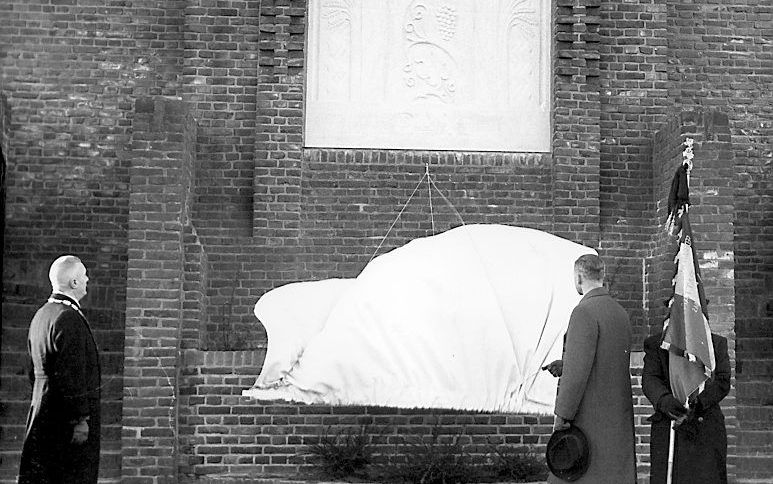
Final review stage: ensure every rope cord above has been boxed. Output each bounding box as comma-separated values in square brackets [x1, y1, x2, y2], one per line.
[427, 164, 435, 235]
[368, 171, 428, 264]
[428, 175, 466, 226]
[368, 165, 467, 264]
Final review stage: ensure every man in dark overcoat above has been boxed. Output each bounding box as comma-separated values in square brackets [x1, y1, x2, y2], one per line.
[642, 331, 731, 484]
[547, 254, 637, 483]
[18, 255, 101, 484]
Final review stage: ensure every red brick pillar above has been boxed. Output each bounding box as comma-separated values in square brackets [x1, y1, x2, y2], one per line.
[122, 97, 197, 483]
[252, 0, 305, 246]
[649, 109, 736, 481]
[1, 91, 8, 239]
[650, 110, 735, 338]
[552, 0, 602, 247]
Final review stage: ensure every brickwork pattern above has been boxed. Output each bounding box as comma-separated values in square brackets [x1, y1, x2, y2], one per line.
[183, 0, 260, 238]
[238, 0, 610, 348]
[1, 0, 771, 482]
[296, 150, 555, 280]
[180, 350, 653, 482]
[0, 2, 189, 477]
[0, 0, 187, 292]
[122, 97, 197, 483]
[663, 0, 773, 478]
[597, 0, 671, 345]
[1, 90, 8, 238]
[202, 150, 556, 350]
[252, 0, 305, 244]
[552, 0, 602, 248]
[649, 110, 738, 479]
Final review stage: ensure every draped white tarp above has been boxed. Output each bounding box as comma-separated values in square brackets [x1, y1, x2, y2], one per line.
[243, 224, 596, 414]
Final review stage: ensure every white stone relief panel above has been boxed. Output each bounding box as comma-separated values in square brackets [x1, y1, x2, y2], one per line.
[305, 0, 551, 152]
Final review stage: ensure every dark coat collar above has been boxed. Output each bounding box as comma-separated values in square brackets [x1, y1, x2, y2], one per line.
[50, 293, 81, 310]
[580, 286, 608, 302]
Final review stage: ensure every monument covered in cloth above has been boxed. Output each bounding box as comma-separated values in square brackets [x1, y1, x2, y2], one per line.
[244, 224, 595, 414]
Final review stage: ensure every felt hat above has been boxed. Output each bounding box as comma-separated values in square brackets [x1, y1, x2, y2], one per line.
[545, 425, 590, 482]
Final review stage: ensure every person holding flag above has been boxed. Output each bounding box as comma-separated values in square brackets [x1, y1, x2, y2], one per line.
[642, 139, 731, 484]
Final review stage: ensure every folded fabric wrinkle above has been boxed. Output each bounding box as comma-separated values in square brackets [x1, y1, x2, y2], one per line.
[243, 224, 596, 414]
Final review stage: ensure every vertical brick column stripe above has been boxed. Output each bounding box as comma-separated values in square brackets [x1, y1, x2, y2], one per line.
[252, 0, 305, 244]
[553, 0, 602, 247]
[649, 110, 736, 481]
[123, 97, 197, 483]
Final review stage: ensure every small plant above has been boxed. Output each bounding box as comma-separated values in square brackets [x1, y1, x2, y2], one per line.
[489, 446, 548, 483]
[390, 426, 477, 484]
[305, 426, 371, 480]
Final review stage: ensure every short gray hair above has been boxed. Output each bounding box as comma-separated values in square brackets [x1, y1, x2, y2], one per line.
[574, 254, 604, 282]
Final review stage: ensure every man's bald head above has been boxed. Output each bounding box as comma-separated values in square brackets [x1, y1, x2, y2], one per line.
[49, 255, 89, 301]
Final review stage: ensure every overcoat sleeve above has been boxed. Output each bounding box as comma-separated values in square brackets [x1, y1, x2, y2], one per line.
[51, 312, 90, 421]
[554, 306, 598, 421]
[695, 336, 731, 410]
[642, 336, 671, 410]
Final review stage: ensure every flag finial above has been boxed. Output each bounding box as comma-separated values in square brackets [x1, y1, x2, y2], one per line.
[666, 137, 695, 235]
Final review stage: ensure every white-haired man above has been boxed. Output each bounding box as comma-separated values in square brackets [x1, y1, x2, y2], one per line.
[18, 255, 101, 484]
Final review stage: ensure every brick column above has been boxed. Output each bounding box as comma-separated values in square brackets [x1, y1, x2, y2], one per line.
[649, 109, 736, 481]
[122, 97, 197, 483]
[552, 0, 602, 247]
[1, 91, 8, 238]
[649, 110, 735, 337]
[252, 0, 305, 245]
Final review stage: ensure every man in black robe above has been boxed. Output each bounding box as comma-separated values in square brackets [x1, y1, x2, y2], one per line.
[642, 331, 731, 484]
[18, 255, 101, 484]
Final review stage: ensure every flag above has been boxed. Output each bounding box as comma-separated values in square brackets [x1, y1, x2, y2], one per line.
[661, 209, 716, 405]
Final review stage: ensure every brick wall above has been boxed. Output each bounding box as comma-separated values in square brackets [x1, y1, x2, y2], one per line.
[0, 41, 125, 481]
[552, 0, 601, 248]
[235, 0, 607, 349]
[179, 350, 652, 482]
[598, 0, 671, 345]
[0, 0, 188, 294]
[183, 0, 260, 238]
[663, 0, 773, 478]
[649, 110, 738, 479]
[1, 2, 190, 477]
[1, 91, 8, 236]
[122, 97, 197, 483]
[2, 0, 771, 482]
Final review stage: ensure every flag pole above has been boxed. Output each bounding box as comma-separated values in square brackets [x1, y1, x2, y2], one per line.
[666, 421, 676, 484]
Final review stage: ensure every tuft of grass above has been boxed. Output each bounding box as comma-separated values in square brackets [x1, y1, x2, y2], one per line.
[388, 426, 477, 484]
[305, 426, 371, 480]
[488, 446, 549, 483]
[302, 421, 548, 483]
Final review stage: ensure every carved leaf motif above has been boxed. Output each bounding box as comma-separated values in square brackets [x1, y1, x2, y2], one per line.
[322, 0, 352, 28]
[405, 3, 430, 43]
[403, 1, 457, 103]
[505, 0, 537, 33]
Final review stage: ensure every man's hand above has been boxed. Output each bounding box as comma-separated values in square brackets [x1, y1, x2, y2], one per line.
[71, 419, 89, 444]
[657, 394, 688, 421]
[542, 359, 563, 377]
[553, 414, 571, 432]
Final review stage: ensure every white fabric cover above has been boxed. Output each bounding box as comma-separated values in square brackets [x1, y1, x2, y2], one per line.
[252, 278, 355, 388]
[243, 224, 596, 414]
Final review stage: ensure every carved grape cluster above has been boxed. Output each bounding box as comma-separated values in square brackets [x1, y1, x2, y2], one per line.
[436, 4, 457, 41]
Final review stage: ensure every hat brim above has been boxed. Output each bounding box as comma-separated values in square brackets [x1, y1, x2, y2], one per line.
[545, 425, 590, 482]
